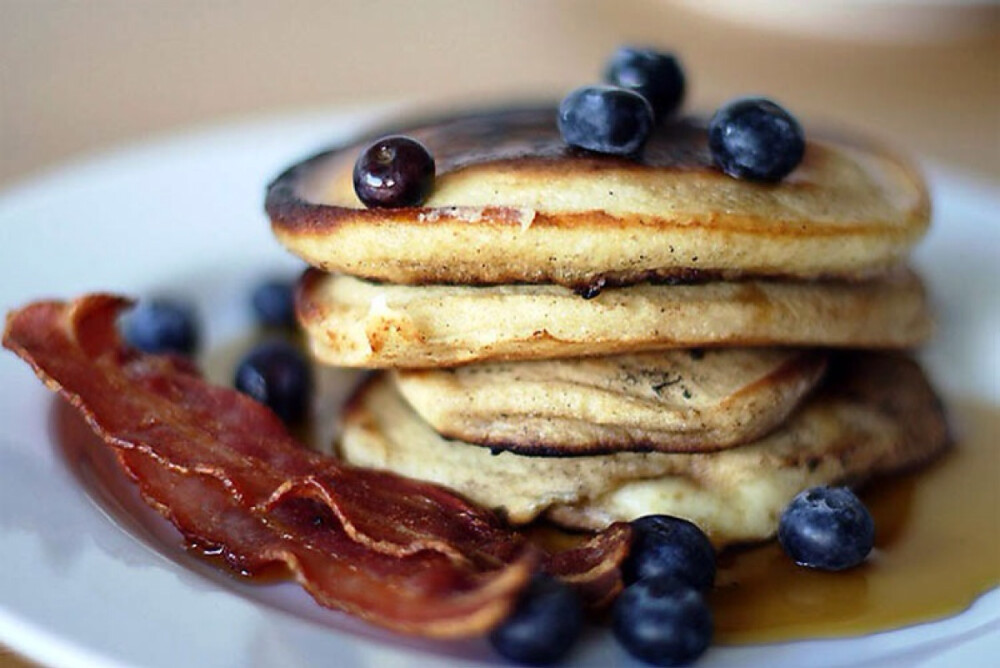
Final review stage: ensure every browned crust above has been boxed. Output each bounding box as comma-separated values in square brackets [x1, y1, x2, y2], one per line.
[823, 351, 951, 476]
[342, 352, 949, 479]
[265, 107, 930, 289]
[411, 351, 829, 457]
[294, 267, 328, 327]
[296, 268, 932, 368]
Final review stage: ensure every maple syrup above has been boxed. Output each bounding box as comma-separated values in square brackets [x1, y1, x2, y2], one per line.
[711, 398, 999, 644]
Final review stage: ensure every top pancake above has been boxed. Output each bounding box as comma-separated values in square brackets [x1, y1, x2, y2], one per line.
[267, 106, 929, 289]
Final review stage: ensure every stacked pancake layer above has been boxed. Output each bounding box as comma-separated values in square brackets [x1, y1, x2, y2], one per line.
[340, 354, 945, 545]
[267, 107, 947, 546]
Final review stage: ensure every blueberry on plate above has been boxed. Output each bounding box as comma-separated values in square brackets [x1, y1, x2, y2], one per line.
[778, 486, 875, 571]
[352, 135, 435, 208]
[558, 85, 654, 156]
[121, 298, 199, 356]
[251, 278, 297, 329]
[707, 97, 805, 182]
[234, 340, 312, 425]
[489, 573, 584, 666]
[613, 576, 713, 667]
[624, 515, 716, 591]
[604, 47, 685, 120]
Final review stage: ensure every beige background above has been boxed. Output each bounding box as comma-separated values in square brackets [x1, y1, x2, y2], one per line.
[0, 1, 997, 665]
[2, 0, 998, 190]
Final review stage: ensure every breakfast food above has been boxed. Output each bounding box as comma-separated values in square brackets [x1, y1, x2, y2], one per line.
[267, 108, 929, 289]
[708, 97, 805, 182]
[1, 45, 957, 666]
[262, 66, 947, 662]
[2, 296, 632, 636]
[339, 353, 945, 543]
[270, 105, 944, 521]
[392, 348, 827, 454]
[778, 486, 875, 571]
[296, 265, 929, 367]
[604, 47, 686, 121]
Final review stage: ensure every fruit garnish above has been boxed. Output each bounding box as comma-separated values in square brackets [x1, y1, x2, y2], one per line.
[708, 97, 805, 182]
[557, 85, 654, 156]
[251, 278, 297, 329]
[613, 575, 713, 666]
[604, 47, 685, 121]
[489, 574, 584, 666]
[121, 298, 199, 355]
[778, 486, 875, 571]
[353, 135, 435, 208]
[623, 515, 716, 591]
[234, 340, 312, 425]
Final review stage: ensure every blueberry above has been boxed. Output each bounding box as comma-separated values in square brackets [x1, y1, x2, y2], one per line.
[624, 515, 716, 591]
[352, 135, 435, 208]
[708, 97, 805, 182]
[613, 576, 713, 667]
[604, 47, 685, 121]
[558, 85, 654, 156]
[778, 486, 875, 571]
[251, 278, 297, 329]
[234, 341, 312, 425]
[489, 574, 583, 666]
[121, 299, 199, 356]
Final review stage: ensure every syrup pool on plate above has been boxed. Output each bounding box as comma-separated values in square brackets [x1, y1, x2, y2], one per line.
[710, 398, 999, 644]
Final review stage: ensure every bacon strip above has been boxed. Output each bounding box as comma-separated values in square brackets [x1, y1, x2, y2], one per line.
[543, 523, 633, 609]
[4, 295, 631, 636]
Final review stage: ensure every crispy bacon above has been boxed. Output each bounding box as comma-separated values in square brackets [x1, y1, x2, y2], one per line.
[3, 295, 631, 637]
[543, 523, 633, 609]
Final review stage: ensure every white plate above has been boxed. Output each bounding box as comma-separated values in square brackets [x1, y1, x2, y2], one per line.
[0, 109, 997, 667]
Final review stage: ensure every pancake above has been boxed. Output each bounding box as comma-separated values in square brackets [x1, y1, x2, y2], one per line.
[338, 353, 947, 546]
[267, 107, 929, 290]
[297, 267, 931, 368]
[393, 348, 827, 455]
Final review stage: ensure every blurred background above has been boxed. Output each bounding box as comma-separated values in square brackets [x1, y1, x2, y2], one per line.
[1, 0, 998, 191]
[0, 1, 996, 665]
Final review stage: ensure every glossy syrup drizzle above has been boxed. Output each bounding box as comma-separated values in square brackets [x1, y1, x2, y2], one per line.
[710, 399, 999, 644]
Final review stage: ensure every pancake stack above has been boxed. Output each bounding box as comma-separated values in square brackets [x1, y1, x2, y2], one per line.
[266, 107, 947, 546]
